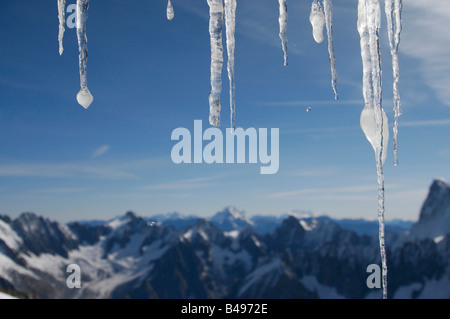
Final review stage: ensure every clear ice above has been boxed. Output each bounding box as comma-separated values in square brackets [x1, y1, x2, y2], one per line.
[207, 0, 224, 127]
[385, 0, 402, 166]
[58, 0, 66, 55]
[358, 0, 388, 299]
[278, 0, 288, 66]
[167, 0, 174, 21]
[323, 0, 338, 100]
[76, 0, 93, 109]
[310, 1, 325, 44]
[224, 0, 237, 130]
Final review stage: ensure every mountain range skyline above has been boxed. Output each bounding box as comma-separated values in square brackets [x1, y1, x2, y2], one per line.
[0, 177, 448, 299]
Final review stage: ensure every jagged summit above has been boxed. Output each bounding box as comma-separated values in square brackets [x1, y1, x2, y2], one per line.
[409, 178, 450, 240]
[209, 206, 253, 232]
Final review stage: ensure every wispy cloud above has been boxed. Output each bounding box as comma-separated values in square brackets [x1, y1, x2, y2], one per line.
[141, 174, 226, 191]
[282, 125, 359, 135]
[400, 119, 450, 127]
[0, 157, 165, 180]
[401, 1, 450, 107]
[91, 145, 110, 158]
[286, 166, 341, 177]
[253, 99, 363, 107]
[31, 188, 89, 194]
[177, 0, 301, 54]
[269, 184, 378, 199]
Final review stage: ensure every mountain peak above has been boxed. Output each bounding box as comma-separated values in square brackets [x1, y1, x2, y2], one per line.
[209, 207, 252, 232]
[218, 206, 246, 219]
[125, 211, 137, 220]
[410, 178, 450, 240]
[270, 216, 305, 250]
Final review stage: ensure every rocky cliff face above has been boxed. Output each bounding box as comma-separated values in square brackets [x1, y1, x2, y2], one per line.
[0, 179, 449, 299]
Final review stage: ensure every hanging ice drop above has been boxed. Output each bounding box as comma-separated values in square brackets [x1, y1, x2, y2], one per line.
[77, 89, 94, 109]
[57, 0, 66, 55]
[167, 0, 174, 21]
[76, 0, 93, 109]
[278, 0, 288, 66]
[360, 106, 389, 165]
[310, 1, 325, 43]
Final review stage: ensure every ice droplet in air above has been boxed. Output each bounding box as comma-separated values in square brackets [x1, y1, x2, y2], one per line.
[167, 0, 174, 21]
[310, 1, 325, 43]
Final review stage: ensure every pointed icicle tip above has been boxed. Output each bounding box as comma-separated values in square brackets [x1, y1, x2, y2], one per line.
[76, 88, 94, 109]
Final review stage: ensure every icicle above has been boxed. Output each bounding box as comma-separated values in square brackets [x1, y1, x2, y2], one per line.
[224, 0, 237, 130]
[76, 0, 93, 109]
[385, 0, 402, 166]
[167, 0, 174, 21]
[310, 1, 325, 44]
[57, 0, 66, 55]
[207, 0, 224, 127]
[322, 0, 338, 100]
[278, 0, 288, 66]
[358, 0, 388, 300]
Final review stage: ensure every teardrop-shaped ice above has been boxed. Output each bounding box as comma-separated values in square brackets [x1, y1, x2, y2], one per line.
[76, 88, 94, 109]
[360, 106, 389, 165]
[309, 1, 325, 43]
[167, 0, 174, 20]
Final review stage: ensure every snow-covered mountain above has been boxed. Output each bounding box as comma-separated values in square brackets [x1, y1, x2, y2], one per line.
[1, 179, 449, 299]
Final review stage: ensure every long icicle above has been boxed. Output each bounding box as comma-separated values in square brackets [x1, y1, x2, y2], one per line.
[385, 0, 402, 166]
[278, 0, 288, 66]
[323, 0, 338, 100]
[224, 0, 237, 130]
[359, 0, 388, 299]
[57, 0, 66, 55]
[368, 0, 388, 300]
[207, 0, 224, 127]
[76, 0, 93, 109]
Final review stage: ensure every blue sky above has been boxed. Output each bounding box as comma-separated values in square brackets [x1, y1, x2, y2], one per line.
[0, 0, 449, 223]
